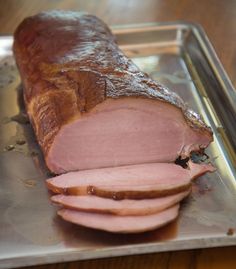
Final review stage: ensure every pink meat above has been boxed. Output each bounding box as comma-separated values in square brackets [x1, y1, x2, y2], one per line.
[51, 190, 190, 216]
[47, 99, 212, 173]
[47, 161, 214, 199]
[57, 204, 180, 233]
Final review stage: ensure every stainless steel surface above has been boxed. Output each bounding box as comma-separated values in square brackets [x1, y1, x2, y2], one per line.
[0, 23, 236, 269]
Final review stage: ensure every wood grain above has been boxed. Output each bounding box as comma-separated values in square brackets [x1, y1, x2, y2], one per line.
[0, 0, 235, 268]
[19, 247, 236, 269]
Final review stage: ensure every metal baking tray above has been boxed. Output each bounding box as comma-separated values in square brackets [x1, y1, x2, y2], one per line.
[0, 22, 236, 269]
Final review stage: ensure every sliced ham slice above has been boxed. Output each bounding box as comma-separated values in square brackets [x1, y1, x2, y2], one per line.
[57, 204, 180, 233]
[14, 11, 213, 174]
[47, 161, 214, 199]
[51, 190, 190, 216]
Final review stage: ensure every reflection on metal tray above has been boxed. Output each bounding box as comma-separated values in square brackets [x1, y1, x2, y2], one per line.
[0, 22, 236, 269]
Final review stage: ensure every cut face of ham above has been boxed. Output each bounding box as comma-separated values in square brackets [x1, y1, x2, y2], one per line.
[51, 190, 190, 216]
[47, 162, 215, 199]
[47, 99, 212, 173]
[57, 204, 180, 233]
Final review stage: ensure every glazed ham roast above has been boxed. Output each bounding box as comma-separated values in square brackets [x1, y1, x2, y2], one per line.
[14, 11, 214, 233]
[13, 10, 213, 174]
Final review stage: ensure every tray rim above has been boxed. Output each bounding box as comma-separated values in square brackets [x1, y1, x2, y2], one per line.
[1, 21, 236, 269]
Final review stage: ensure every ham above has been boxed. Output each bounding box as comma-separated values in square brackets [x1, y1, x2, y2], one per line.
[57, 204, 180, 233]
[47, 162, 215, 199]
[14, 11, 215, 233]
[13, 11, 213, 174]
[51, 190, 190, 216]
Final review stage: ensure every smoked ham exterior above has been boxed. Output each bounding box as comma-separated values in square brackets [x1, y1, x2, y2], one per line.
[14, 11, 213, 173]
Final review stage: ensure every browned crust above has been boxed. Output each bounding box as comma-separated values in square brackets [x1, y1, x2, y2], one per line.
[85, 184, 192, 200]
[13, 11, 213, 157]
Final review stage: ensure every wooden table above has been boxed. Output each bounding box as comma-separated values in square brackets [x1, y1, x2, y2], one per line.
[0, 0, 235, 268]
